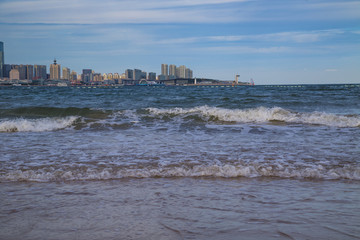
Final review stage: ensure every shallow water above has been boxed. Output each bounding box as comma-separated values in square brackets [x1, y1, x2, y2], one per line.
[0, 85, 360, 239]
[1, 178, 359, 240]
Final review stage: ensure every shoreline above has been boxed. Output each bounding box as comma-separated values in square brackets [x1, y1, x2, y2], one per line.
[0, 83, 359, 87]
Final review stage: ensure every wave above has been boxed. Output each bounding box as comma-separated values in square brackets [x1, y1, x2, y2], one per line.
[147, 106, 360, 127]
[0, 116, 78, 132]
[1, 163, 359, 182]
[1, 106, 359, 131]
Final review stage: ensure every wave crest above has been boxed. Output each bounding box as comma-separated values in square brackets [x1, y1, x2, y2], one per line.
[147, 106, 360, 127]
[0, 116, 78, 132]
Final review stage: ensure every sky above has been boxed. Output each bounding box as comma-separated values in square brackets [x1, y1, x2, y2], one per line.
[0, 0, 359, 84]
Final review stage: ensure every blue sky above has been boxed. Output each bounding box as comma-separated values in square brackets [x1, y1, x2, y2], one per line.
[0, 0, 359, 84]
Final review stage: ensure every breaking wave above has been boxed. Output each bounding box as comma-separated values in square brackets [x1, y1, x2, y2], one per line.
[1, 106, 359, 132]
[1, 163, 359, 182]
[147, 106, 360, 127]
[0, 116, 79, 132]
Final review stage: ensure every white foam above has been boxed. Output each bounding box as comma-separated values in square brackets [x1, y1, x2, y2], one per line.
[1, 164, 359, 182]
[0, 116, 78, 132]
[147, 106, 360, 127]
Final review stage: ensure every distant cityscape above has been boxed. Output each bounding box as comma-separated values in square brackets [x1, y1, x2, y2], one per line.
[0, 41, 251, 86]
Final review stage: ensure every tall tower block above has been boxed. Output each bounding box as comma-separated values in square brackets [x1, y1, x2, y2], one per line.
[161, 64, 168, 77]
[50, 59, 61, 80]
[0, 42, 4, 78]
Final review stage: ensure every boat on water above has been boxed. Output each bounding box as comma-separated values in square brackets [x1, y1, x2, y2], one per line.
[57, 82, 68, 87]
[137, 80, 165, 86]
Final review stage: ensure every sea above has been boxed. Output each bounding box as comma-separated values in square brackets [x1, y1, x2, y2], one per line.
[0, 84, 359, 240]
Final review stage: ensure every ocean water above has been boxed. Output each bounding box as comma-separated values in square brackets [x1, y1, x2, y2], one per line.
[0, 84, 359, 239]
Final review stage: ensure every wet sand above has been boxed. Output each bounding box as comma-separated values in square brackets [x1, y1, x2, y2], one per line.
[1, 177, 359, 240]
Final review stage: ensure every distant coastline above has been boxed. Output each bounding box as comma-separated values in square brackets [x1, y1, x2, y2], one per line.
[1, 82, 359, 88]
[0, 77, 254, 87]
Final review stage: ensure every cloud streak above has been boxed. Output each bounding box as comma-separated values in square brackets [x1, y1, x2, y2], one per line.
[1, 0, 359, 24]
[198, 46, 293, 54]
[157, 30, 347, 45]
[0, 0, 246, 24]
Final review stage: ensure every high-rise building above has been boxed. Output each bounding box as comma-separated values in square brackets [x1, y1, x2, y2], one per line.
[0, 42, 4, 78]
[125, 69, 133, 79]
[26, 65, 33, 80]
[82, 69, 93, 83]
[70, 71, 77, 81]
[18, 64, 27, 80]
[161, 64, 168, 77]
[177, 65, 186, 78]
[50, 59, 61, 80]
[133, 69, 142, 81]
[34, 65, 47, 79]
[185, 68, 193, 78]
[3, 64, 11, 78]
[62, 67, 70, 80]
[148, 72, 156, 80]
[169, 64, 176, 77]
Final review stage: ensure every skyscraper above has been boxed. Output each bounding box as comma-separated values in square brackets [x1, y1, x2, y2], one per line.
[125, 69, 133, 79]
[82, 69, 93, 83]
[148, 72, 156, 80]
[0, 42, 4, 78]
[169, 64, 176, 75]
[185, 68, 193, 78]
[161, 64, 168, 77]
[26, 65, 34, 80]
[3, 64, 11, 78]
[62, 67, 70, 80]
[169, 64, 177, 79]
[177, 65, 186, 78]
[70, 71, 77, 81]
[133, 69, 142, 81]
[18, 65, 27, 80]
[50, 59, 61, 80]
[34, 65, 47, 79]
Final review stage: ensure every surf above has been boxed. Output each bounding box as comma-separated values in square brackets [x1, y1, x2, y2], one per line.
[0, 116, 79, 132]
[1, 162, 359, 182]
[146, 106, 360, 127]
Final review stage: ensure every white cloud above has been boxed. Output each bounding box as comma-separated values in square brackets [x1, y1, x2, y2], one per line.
[197, 46, 293, 54]
[325, 69, 339, 72]
[158, 30, 346, 45]
[1, 0, 358, 24]
[0, 0, 246, 24]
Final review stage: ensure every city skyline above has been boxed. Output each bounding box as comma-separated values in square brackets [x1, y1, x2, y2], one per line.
[0, 0, 359, 84]
[0, 48, 195, 84]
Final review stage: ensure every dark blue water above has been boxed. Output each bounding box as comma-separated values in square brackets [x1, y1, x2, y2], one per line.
[1, 85, 360, 239]
[1, 85, 360, 114]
